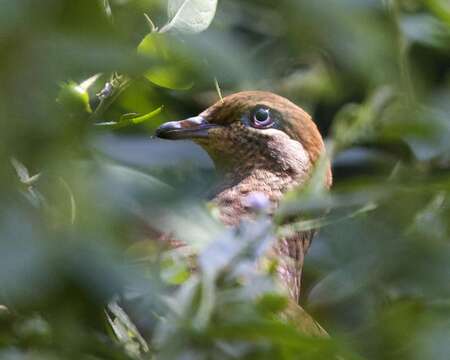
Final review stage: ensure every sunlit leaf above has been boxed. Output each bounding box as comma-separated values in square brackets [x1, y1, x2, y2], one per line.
[160, 0, 218, 34]
[138, 33, 195, 89]
[427, 0, 450, 26]
[57, 81, 92, 114]
[78, 73, 102, 93]
[95, 106, 164, 129]
[101, 0, 113, 21]
[10, 157, 31, 184]
[144, 65, 194, 90]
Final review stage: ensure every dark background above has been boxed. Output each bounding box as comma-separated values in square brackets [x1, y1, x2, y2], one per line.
[1, 0, 450, 359]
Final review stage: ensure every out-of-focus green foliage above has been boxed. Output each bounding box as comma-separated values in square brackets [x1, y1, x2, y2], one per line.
[1, 0, 450, 359]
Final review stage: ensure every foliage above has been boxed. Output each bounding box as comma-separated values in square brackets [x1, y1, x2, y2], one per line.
[0, 0, 450, 359]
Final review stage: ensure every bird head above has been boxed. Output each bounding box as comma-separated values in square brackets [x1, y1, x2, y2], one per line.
[156, 91, 331, 187]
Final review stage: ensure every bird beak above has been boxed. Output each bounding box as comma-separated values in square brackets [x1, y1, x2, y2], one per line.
[155, 116, 219, 140]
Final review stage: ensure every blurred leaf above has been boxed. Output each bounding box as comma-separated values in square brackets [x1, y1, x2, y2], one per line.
[381, 105, 450, 161]
[277, 202, 377, 236]
[331, 86, 396, 151]
[308, 257, 377, 307]
[56, 74, 100, 118]
[138, 33, 195, 89]
[56, 81, 92, 115]
[79, 73, 102, 93]
[401, 14, 450, 50]
[199, 218, 274, 278]
[58, 177, 77, 225]
[145, 64, 194, 90]
[14, 315, 52, 346]
[426, 0, 450, 26]
[160, 253, 191, 285]
[256, 293, 289, 314]
[10, 158, 40, 186]
[161, 0, 218, 34]
[10, 158, 47, 209]
[100, 0, 114, 22]
[95, 106, 164, 129]
[2, 1, 450, 358]
[106, 301, 149, 356]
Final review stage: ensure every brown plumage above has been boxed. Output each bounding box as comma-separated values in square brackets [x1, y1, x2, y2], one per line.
[156, 91, 331, 302]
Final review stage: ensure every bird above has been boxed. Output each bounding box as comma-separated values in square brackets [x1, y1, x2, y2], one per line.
[155, 91, 332, 303]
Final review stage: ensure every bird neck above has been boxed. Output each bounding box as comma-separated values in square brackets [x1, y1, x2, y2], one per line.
[210, 164, 308, 226]
[202, 133, 313, 225]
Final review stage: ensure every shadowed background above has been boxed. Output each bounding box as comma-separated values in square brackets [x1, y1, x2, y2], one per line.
[1, 0, 450, 359]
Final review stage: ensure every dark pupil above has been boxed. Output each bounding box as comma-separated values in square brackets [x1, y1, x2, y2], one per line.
[255, 108, 269, 122]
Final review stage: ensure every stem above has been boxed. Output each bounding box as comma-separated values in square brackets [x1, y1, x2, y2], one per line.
[386, 0, 415, 105]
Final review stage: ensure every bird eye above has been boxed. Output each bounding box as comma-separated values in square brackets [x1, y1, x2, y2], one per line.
[252, 107, 273, 128]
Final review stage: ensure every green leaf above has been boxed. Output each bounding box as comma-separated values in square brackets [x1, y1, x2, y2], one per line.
[401, 14, 450, 50]
[427, 0, 450, 26]
[56, 74, 100, 116]
[78, 73, 101, 93]
[106, 302, 149, 355]
[161, 0, 218, 34]
[256, 293, 289, 314]
[331, 86, 395, 151]
[95, 106, 164, 129]
[161, 254, 191, 285]
[57, 81, 91, 115]
[144, 65, 194, 90]
[138, 33, 195, 90]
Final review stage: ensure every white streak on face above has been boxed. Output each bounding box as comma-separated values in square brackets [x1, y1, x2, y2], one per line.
[259, 128, 311, 177]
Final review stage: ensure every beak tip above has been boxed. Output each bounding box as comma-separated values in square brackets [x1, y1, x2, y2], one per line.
[154, 127, 165, 139]
[154, 125, 167, 139]
[154, 128, 164, 139]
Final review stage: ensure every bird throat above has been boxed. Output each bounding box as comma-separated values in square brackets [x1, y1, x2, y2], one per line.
[210, 157, 310, 226]
[202, 132, 312, 226]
